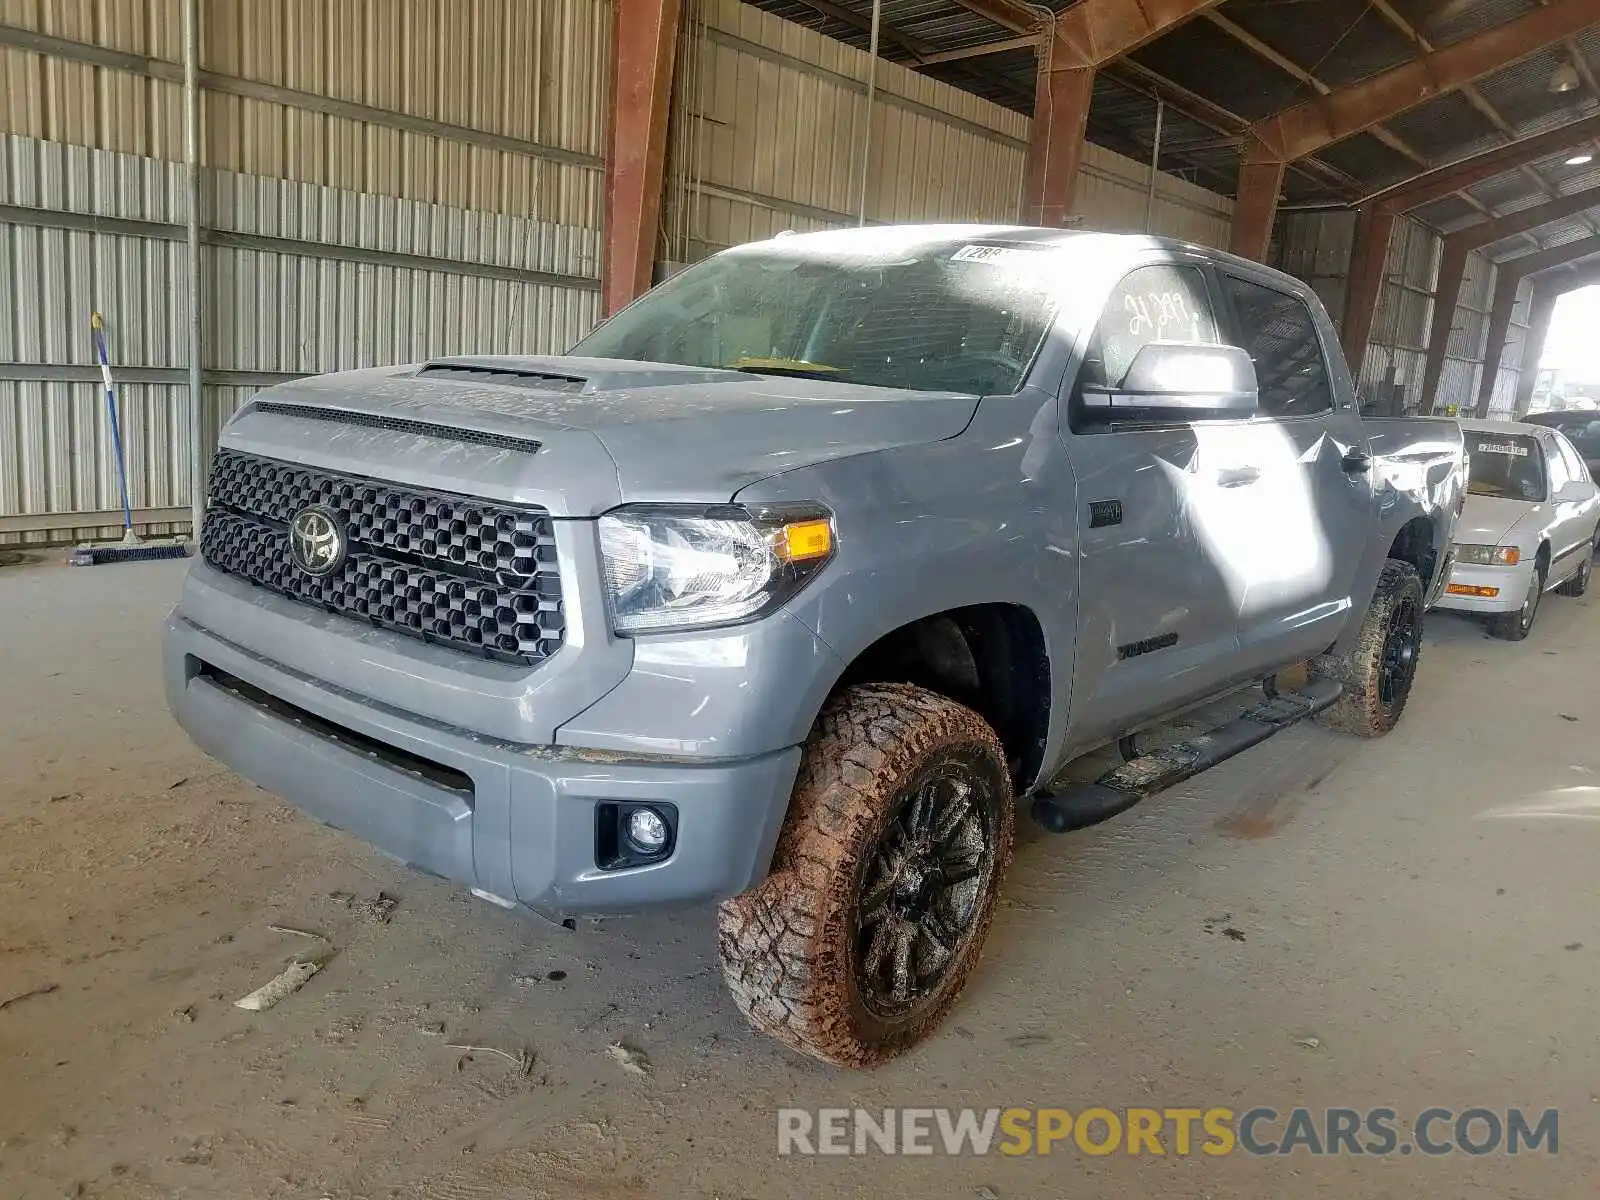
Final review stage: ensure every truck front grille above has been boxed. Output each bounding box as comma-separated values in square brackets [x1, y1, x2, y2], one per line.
[201, 449, 565, 666]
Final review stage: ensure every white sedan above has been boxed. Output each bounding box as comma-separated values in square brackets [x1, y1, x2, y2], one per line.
[1437, 418, 1600, 640]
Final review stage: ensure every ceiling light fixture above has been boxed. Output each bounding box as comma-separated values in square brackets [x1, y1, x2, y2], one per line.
[1566, 153, 1594, 166]
[1550, 63, 1581, 93]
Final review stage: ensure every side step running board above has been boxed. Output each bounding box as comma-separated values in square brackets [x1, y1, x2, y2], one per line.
[1030, 677, 1343, 833]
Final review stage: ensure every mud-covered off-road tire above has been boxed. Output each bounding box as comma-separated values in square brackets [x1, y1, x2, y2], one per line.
[1312, 558, 1424, 738]
[717, 683, 1015, 1068]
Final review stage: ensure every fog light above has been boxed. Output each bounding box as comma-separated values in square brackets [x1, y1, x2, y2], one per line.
[625, 807, 670, 855]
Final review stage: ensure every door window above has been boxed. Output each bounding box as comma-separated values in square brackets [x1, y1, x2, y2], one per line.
[1220, 275, 1333, 417]
[1544, 436, 1571, 491]
[1076, 264, 1221, 394]
[1554, 433, 1589, 487]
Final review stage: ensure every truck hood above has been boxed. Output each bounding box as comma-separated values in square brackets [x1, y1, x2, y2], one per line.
[240, 357, 981, 510]
[1456, 494, 1541, 547]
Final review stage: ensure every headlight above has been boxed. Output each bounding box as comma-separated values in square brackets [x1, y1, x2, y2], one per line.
[598, 504, 835, 634]
[1454, 543, 1521, 566]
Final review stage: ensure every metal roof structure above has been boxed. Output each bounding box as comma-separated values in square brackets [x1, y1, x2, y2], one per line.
[746, 0, 1600, 263]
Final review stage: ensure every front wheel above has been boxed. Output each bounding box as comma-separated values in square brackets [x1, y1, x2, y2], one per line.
[1313, 559, 1424, 738]
[717, 683, 1014, 1068]
[1490, 563, 1544, 641]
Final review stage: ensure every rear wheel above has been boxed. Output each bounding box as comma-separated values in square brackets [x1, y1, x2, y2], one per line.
[1313, 559, 1423, 738]
[1490, 563, 1544, 640]
[1557, 538, 1595, 597]
[717, 683, 1014, 1068]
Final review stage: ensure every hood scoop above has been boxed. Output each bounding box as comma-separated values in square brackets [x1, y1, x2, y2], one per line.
[418, 360, 588, 393]
[252, 400, 543, 455]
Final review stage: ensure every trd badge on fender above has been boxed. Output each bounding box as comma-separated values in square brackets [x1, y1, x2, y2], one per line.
[288, 506, 347, 577]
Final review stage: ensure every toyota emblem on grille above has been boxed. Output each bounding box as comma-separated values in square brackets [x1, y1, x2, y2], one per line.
[288, 506, 347, 577]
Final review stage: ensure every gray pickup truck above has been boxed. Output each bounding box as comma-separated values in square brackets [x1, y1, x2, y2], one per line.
[165, 225, 1465, 1067]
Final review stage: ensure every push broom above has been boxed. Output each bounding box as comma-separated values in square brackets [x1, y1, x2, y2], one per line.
[68, 312, 191, 566]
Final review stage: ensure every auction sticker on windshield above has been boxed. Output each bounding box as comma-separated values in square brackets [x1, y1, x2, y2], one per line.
[951, 244, 1045, 267]
[1476, 441, 1529, 457]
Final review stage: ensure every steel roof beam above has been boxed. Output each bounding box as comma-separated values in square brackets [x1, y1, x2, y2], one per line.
[918, 34, 1041, 66]
[1229, 0, 1600, 259]
[946, 0, 1037, 37]
[1202, 11, 1431, 172]
[1361, 112, 1600, 212]
[1369, 0, 1600, 246]
[1107, 59, 1364, 197]
[949, 0, 1363, 204]
[786, 0, 934, 62]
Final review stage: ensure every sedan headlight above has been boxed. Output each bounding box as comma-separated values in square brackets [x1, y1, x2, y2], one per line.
[1454, 543, 1521, 566]
[598, 504, 835, 634]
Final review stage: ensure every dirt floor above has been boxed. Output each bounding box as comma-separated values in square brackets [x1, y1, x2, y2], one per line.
[3, 554, 1599, 1199]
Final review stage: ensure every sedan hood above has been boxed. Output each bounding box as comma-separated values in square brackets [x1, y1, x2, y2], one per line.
[1457, 494, 1541, 547]
[243, 357, 982, 508]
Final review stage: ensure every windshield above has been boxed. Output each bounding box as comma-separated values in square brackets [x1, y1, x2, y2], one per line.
[572, 240, 1061, 395]
[1467, 434, 1546, 502]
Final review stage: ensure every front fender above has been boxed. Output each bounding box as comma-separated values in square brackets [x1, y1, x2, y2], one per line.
[735, 389, 1082, 791]
[1357, 419, 1468, 624]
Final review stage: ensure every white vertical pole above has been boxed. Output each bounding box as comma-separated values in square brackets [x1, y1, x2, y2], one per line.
[183, 0, 205, 543]
[1144, 98, 1165, 233]
[858, 0, 882, 226]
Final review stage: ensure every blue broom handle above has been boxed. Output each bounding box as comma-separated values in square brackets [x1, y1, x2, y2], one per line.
[91, 317, 135, 534]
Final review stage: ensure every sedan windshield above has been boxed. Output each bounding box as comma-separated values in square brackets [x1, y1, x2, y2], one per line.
[572, 240, 1062, 396]
[1466, 434, 1546, 502]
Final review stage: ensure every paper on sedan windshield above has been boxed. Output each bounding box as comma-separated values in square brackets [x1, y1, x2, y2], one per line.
[951, 244, 1046, 267]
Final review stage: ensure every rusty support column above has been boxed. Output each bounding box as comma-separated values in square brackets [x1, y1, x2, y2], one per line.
[1339, 204, 1397, 377]
[1474, 272, 1522, 419]
[604, 0, 682, 316]
[1514, 286, 1559, 416]
[1019, 0, 1229, 226]
[1419, 241, 1468, 415]
[1024, 54, 1094, 226]
[1229, 143, 1286, 262]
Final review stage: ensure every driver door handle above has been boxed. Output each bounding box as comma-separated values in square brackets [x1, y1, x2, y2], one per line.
[1342, 447, 1373, 473]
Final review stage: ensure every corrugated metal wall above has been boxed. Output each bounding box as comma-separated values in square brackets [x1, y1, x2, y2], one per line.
[0, 0, 609, 226]
[1276, 209, 1518, 416]
[0, 0, 609, 545]
[661, 0, 1234, 265]
[4, 0, 1240, 546]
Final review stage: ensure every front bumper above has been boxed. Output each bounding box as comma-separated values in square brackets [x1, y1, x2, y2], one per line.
[164, 613, 802, 918]
[1434, 559, 1533, 615]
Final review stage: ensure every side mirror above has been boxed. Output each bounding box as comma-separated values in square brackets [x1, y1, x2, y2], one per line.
[1078, 342, 1260, 428]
